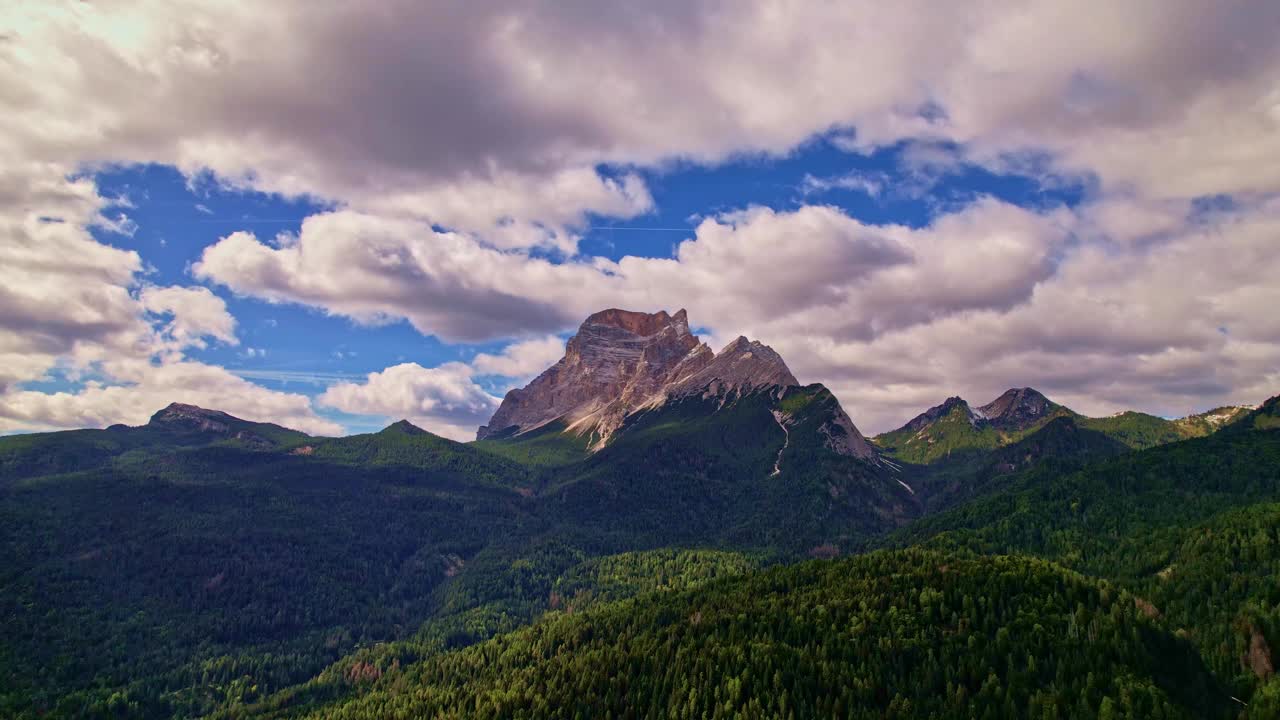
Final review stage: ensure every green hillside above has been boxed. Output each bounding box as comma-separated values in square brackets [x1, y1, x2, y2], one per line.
[0, 389, 910, 718]
[546, 385, 914, 551]
[873, 401, 1007, 464]
[1176, 406, 1254, 436]
[909, 416, 1130, 511]
[1077, 411, 1192, 449]
[0, 412, 309, 481]
[875, 393, 1250, 465]
[307, 421, 538, 490]
[472, 419, 593, 468]
[1078, 406, 1251, 451]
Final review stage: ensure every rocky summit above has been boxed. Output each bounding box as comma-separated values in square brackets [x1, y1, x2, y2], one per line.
[661, 336, 798, 400]
[976, 387, 1064, 430]
[149, 402, 241, 433]
[899, 396, 981, 433]
[146, 402, 293, 447]
[477, 308, 877, 459]
[476, 309, 712, 445]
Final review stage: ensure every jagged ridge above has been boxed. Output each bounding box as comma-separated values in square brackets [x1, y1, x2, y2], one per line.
[477, 309, 710, 445]
[878, 387, 1258, 464]
[477, 309, 877, 461]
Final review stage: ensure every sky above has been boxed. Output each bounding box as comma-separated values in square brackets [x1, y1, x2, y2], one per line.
[3, 1, 1280, 441]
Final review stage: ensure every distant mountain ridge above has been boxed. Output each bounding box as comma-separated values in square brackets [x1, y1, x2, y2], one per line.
[875, 388, 1252, 464]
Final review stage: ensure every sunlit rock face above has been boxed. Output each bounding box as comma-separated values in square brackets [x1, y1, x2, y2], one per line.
[477, 309, 713, 445]
[477, 308, 878, 462]
[977, 387, 1062, 431]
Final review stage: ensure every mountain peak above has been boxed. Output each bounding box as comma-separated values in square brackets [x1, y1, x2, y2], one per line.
[149, 402, 236, 430]
[144, 403, 304, 448]
[980, 386, 1045, 408]
[478, 308, 709, 443]
[582, 308, 690, 337]
[477, 310, 820, 453]
[898, 396, 974, 433]
[664, 335, 798, 399]
[381, 419, 427, 435]
[977, 387, 1065, 430]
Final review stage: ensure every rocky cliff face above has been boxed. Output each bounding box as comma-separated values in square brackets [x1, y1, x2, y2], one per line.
[977, 387, 1064, 430]
[809, 391, 881, 461]
[477, 309, 713, 444]
[662, 336, 798, 400]
[477, 309, 878, 461]
[149, 403, 239, 434]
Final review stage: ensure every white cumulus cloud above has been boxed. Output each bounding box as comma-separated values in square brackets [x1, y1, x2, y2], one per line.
[318, 362, 500, 441]
[139, 284, 238, 350]
[472, 336, 566, 382]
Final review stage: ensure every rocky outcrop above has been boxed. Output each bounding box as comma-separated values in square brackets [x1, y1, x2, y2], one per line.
[900, 396, 979, 433]
[1246, 625, 1275, 680]
[818, 396, 881, 462]
[1174, 405, 1252, 435]
[1193, 406, 1252, 428]
[477, 309, 713, 444]
[977, 387, 1065, 431]
[149, 403, 237, 434]
[147, 402, 280, 447]
[662, 336, 798, 400]
[477, 309, 878, 461]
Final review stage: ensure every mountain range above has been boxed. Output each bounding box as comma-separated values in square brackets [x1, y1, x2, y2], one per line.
[874, 386, 1251, 464]
[474, 308, 1253, 502]
[1, 308, 1277, 719]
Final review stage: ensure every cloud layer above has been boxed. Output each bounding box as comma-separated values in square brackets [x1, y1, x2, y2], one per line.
[3, 1, 1279, 436]
[12, 2, 1280, 237]
[0, 165, 339, 435]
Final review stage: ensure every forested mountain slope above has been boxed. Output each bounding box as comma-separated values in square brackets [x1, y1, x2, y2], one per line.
[269, 550, 1235, 720]
[1, 373, 1275, 719]
[0, 383, 908, 718]
[279, 397, 1280, 719]
[905, 415, 1131, 512]
[888, 397, 1280, 703]
[0, 423, 541, 718]
[542, 383, 914, 552]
